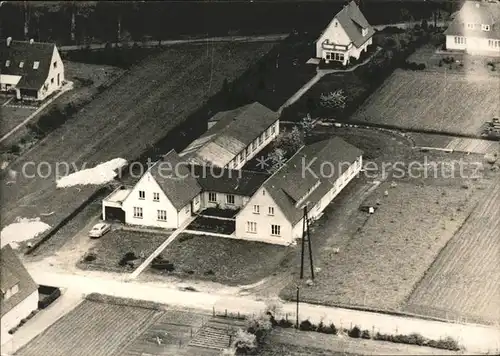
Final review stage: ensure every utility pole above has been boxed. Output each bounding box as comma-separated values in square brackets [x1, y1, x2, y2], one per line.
[295, 285, 300, 329]
[300, 205, 315, 280]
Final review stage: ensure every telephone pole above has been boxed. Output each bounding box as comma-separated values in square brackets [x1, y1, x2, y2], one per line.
[299, 205, 314, 280]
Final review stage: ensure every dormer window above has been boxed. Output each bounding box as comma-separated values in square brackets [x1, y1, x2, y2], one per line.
[2, 283, 19, 301]
[482, 24, 490, 31]
[19, 61, 24, 68]
[33, 61, 40, 69]
[5, 60, 10, 67]
[362, 28, 368, 36]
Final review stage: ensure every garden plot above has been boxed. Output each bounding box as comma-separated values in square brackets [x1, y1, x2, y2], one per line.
[351, 69, 499, 136]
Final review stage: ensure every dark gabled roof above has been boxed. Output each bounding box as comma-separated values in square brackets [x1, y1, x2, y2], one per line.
[444, 0, 500, 39]
[321, 1, 375, 48]
[263, 137, 363, 225]
[149, 150, 202, 211]
[191, 165, 270, 196]
[1, 244, 38, 317]
[180, 102, 278, 167]
[0, 39, 55, 90]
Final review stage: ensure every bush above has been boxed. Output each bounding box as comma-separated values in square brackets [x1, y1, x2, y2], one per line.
[84, 253, 97, 262]
[232, 329, 257, 355]
[151, 256, 175, 272]
[118, 252, 138, 266]
[8, 144, 20, 154]
[277, 318, 294, 328]
[436, 336, 460, 351]
[246, 313, 273, 345]
[416, 63, 426, 70]
[323, 323, 337, 334]
[299, 319, 316, 331]
[361, 329, 371, 339]
[348, 325, 362, 338]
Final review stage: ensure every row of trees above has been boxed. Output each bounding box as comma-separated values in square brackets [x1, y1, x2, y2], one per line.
[0, 1, 448, 45]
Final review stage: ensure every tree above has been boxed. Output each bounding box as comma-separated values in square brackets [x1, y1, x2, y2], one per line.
[268, 148, 286, 173]
[231, 329, 256, 354]
[400, 8, 414, 26]
[320, 89, 347, 111]
[300, 113, 315, 137]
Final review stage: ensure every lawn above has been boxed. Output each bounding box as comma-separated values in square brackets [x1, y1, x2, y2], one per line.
[0, 105, 36, 137]
[147, 233, 290, 286]
[186, 216, 236, 235]
[350, 69, 500, 136]
[280, 148, 499, 312]
[0, 42, 276, 253]
[404, 179, 500, 325]
[77, 229, 169, 273]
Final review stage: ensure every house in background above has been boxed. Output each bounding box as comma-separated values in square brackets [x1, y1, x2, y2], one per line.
[1, 244, 38, 343]
[445, 0, 500, 55]
[0, 37, 65, 101]
[179, 102, 279, 170]
[315, 0, 375, 66]
[235, 137, 363, 244]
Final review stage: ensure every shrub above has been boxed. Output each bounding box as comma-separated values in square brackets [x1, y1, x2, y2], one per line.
[348, 325, 362, 338]
[246, 313, 273, 345]
[299, 319, 316, 331]
[323, 323, 337, 334]
[416, 63, 426, 70]
[277, 318, 293, 328]
[316, 321, 326, 333]
[232, 329, 257, 354]
[361, 329, 371, 339]
[8, 144, 20, 154]
[84, 253, 97, 262]
[408, 332, 426, 346]
[436, 336, 460, 351]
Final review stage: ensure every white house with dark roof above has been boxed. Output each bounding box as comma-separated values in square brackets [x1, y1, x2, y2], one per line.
[316, 0, 375, 65]
[102, 151, 270, 229]
[235, 137, 363, 244]
[1, 37, 65, 101]
[179, 102, 279, 170]
[1, 244, 38, 343]
[445, 0, 500, 54]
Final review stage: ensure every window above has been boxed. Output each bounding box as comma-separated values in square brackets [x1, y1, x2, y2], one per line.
[208, 192, 217, 202]
[271, 224, 281, 236]
[332, 52, 344, 61]
[3, 283, 19, 300]
[271, 125, 276, 134]
[157, 210, 167, 221]
[247, 221, 257, 233]
[257, 136, 261, 146]
[33, 61, 39, 69]
[133, 207, 143, 218]
[185, 205, 190, 213]
[454, 36, 466, 45]
[489, 40, 500, 48]
[226, 194, 235, 204]
[5, 60, 10, 67]
[51, 77, 54, 84]
[268, 206, 274, 215]
[264, 130, 269, 140]
[239, 154, 243, 163]
[467, 23, 474, 29]
[482, 24, 490, 31]
[153, 192, 160, 202]
[253, 205, 260, 214]
[252, 141, 257, 151]
[19, 61, 24, 68]
[53, 61, 57, 68]
[362, 28, 368, 36]
[139, 190, 145, 199]
[334, 20, 338, 27]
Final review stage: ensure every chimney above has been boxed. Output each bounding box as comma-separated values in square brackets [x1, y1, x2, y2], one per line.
[6, 37, 12, 47]
[29, 38, 34, 44]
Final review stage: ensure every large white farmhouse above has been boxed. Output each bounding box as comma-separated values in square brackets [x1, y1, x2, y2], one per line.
[1, 245, 38, 343]
[102, 135, 363, 245]
[0, 37, 65, 101]
[445, 0, 500, 55]
[316, 0, 375, 66]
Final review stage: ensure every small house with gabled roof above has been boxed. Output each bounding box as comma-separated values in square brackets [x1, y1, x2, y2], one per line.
[1, 244, 38, 342]
[0, 37, 65, 101]
[316, 0, 375, 65]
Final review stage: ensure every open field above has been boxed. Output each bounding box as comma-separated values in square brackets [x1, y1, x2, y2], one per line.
[146, 233, 290, 286]
[280, 126, 500, 318]
[77, 229, 169, 273]
[14, 299, 162, 356]
[262, 328, 461, 356]
[404, 180, 500, 325]
[351, 69, 500, 136]
[0, 42, 276, 250]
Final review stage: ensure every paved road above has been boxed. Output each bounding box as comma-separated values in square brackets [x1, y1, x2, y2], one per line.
[24, 265, 500, 354]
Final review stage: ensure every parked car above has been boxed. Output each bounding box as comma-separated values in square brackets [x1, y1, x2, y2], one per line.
[89, 222, 111, 238]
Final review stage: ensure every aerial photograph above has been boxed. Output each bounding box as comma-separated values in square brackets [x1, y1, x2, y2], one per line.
[0, 0, 499, 355]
